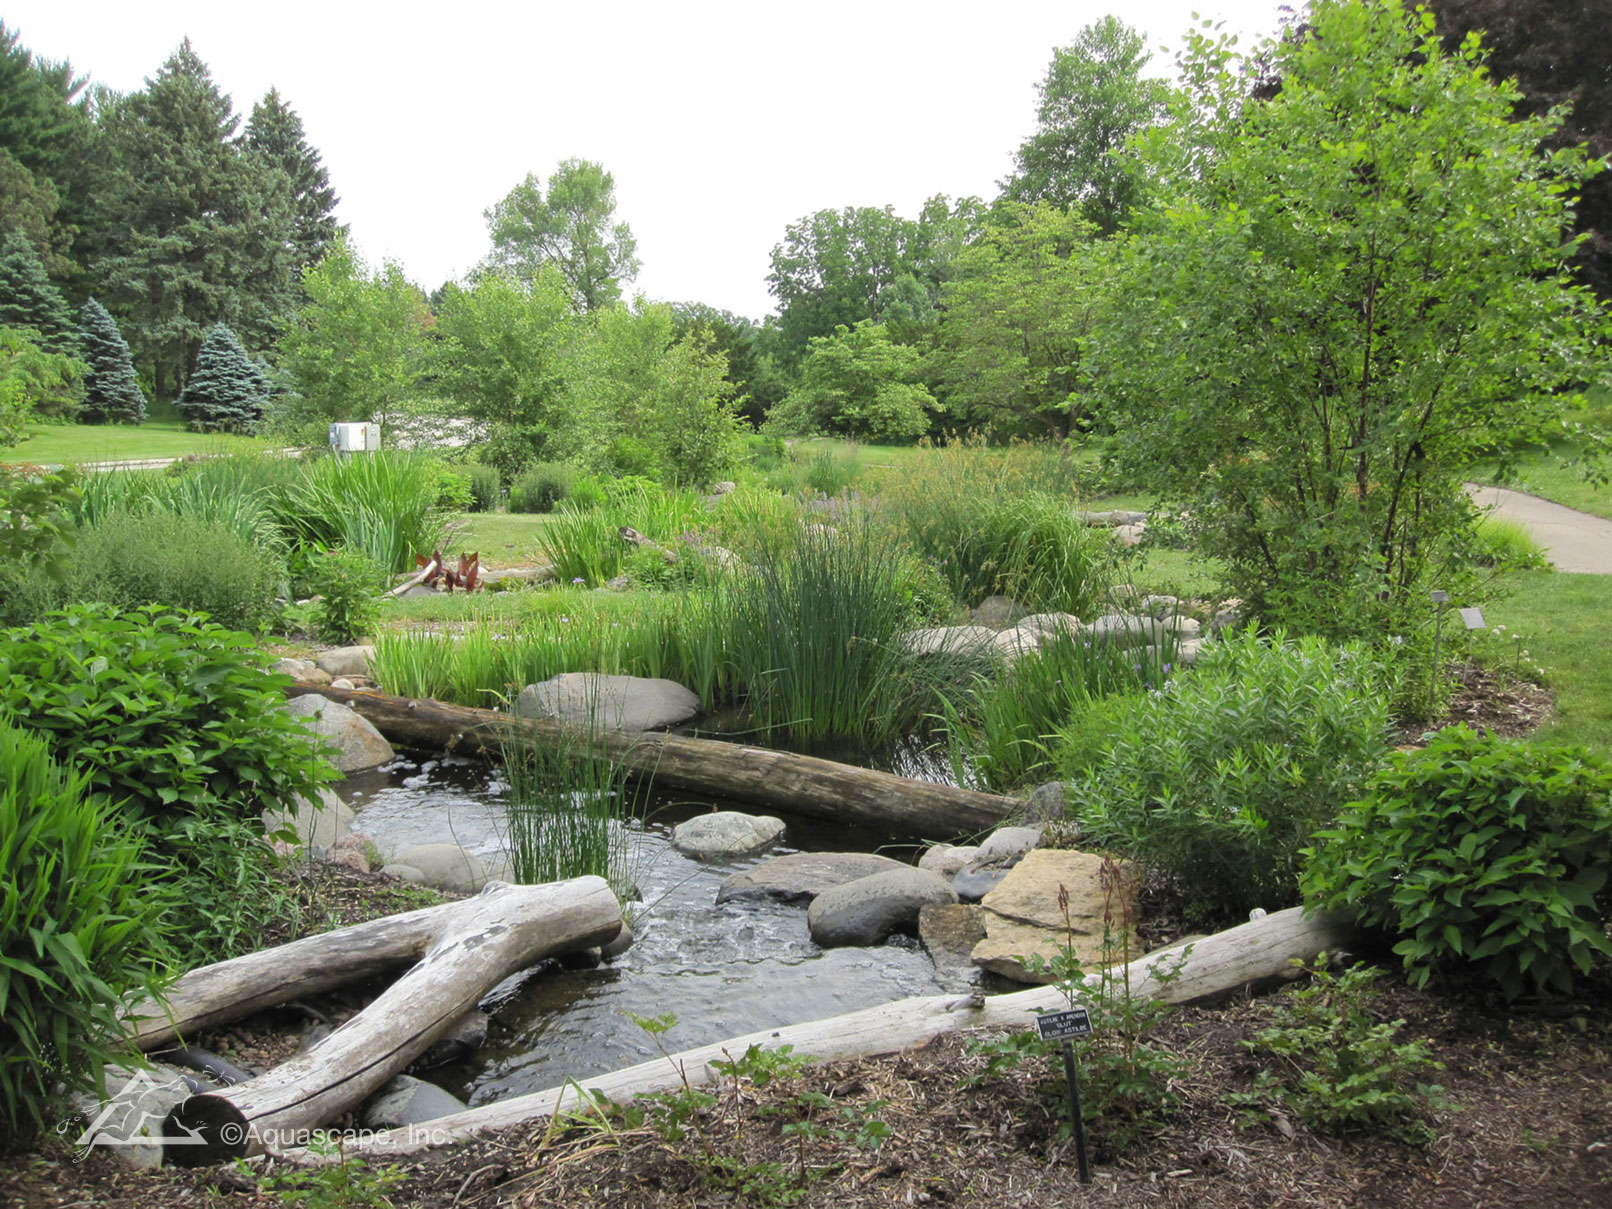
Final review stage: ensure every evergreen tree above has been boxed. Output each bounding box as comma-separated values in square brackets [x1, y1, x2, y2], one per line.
[76, 298, 146, 424]
[0, 22, 93, 276]
[0, 231, 80, 357]
[94, 41, 294, 397]
[245, 89, 342, 276]
[176, 323, 266, 431]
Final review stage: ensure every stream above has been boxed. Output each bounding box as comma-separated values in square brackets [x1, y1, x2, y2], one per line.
[337, 752, 975, 1107]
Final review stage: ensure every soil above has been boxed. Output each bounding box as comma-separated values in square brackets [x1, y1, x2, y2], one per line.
[3, 667, 1606, 1209]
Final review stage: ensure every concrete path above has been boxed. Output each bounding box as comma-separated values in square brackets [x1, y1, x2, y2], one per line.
[1465, 484, 1612, 574]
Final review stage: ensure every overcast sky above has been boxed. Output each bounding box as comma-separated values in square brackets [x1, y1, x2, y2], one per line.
[9, 1, 1290, 320]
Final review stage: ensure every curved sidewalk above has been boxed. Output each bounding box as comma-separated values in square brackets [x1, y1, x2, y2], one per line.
[1465, 484, 1612, 575]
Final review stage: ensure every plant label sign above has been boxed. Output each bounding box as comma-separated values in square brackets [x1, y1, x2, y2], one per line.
[1036, 1007, 1093, 1042]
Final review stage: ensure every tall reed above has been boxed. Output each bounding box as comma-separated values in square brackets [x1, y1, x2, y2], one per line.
[281, 450, 455, 573]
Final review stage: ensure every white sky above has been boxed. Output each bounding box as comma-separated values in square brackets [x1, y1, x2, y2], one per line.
[8, 1, 1289, 320]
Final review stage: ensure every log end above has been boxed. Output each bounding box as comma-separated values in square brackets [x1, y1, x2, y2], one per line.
[163, 1093, 253, 1167]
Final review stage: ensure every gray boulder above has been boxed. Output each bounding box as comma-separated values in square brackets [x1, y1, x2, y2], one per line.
[315, 645, 375, 678]
[917, 843, 979, 879]
[388, 843, 490, 893]
[977, 825, 1042, 864]
[897, 626, 997, 658]
[514, 672, 700, 732]
[263, 787, 355, 849]
[808, 867, 958, 947]
[361, 1075, 468, 1130]
[1021, 782, 1071, 825]
[283, 694, 394, 773]
[671, 811, 786, 860]
[68, 1063, 194, 1170]
[717, 852, 910, 904]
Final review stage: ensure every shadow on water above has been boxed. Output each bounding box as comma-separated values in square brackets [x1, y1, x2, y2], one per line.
[339, 739, 976, 1107]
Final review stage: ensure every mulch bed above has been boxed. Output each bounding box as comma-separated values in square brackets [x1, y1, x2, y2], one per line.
[3, 666, 1607, 1208]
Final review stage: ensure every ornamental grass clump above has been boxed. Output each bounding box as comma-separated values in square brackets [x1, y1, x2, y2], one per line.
[281, 449, 454, 574]
[1064, 630, 1396, 922]
[1302, 726, 1612, 1000]
[0, 718, 168, 1142]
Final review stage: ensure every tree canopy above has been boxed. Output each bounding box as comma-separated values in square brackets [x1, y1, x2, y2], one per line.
[484, 159, 640, 313]
[1094, 0, 1610, 636]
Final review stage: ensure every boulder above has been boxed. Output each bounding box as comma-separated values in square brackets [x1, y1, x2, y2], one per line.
[513, 672, 700, 732]
[971, 849, 1138, 984]
[897, 626, 997, 658]
[388, 843, 490, 894]
[1085, 613, 1164, 647]
[952, 863, 1015, 902]
[68, 1063, 194, 1170]
[380, 863, 425, 884]
[1016, 613, 1081, 641]
[272, 656, 318, 680]
[410, 1011, 490, 1071]
[976, 825, 1042, 864]
[671, 811, 786, 861]
[361, 1075, 469, 1131]
[919, 902, 988, 975]
[969, 595, 1025, 628]
[992, 627, 1043, 661]
[315, 644, 375, 679]
[807, 867, 958, 948]
[1074, 509, 1148, 527]
[263, 787, 354, 849]
[327, 832, 373, 873]
[716, 851, 910, 904]
[711, 481, 738, 496]
[1021, 782, 1070, 826]
[283, 694, 395, 773]
[1114, 523, 1146, 547]
[917, 843, 979, 879]
[602, 921, 635, 959]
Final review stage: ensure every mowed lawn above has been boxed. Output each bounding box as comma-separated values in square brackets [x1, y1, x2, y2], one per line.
[1, 417, 260, 465]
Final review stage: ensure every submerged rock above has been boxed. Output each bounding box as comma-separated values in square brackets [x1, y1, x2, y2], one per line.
[807, 867, 958, 948]
[716, 852, 910, 904]
[671, 811, 786, 861]
[513, 672, 700, 732]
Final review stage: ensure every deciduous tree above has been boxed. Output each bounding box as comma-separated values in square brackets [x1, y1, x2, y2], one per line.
[1094, 0, 1610, 637]
[484, 159, 639, 313]
[767, 321, 935, 441]
[1003, 17, 1173, 234]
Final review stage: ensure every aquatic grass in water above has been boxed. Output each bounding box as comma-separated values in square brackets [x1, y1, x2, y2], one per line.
[500, 715, 644, 892]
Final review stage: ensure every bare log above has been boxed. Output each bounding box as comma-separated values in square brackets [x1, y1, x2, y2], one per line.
[317, 905, 1354, 1159]
[385, 554, 441, 598]
[154, 877, 622, 1165]
[618, 526, 677, 564]
[284, 683, 1018, 838]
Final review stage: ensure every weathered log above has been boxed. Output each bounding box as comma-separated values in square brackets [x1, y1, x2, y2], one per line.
[152, 877, 622, 1165]
[312, 905, 1353, 1160]
[284, 683, 1018, 838]
[386, 553, 441, 598]
[618, 525, 677, 564]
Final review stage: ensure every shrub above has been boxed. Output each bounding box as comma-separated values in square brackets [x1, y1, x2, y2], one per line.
[1469, 514, 1550, 571]
[1226, 958, 1447, 1143]
[1302, 726, 1612, 1000]
[424, 460, 474, 512]
[67, 510, 284, 633]
[509, 460, 576, 513]
[1065, 631, 1395, 921]
[0, 718, 167, 1142]
[309, 547, 385, 644]
[0, 604, 334, 824]
[466, 463, 501, 513]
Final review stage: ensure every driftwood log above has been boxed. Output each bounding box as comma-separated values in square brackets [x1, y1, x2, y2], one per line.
[136, 877, 622, 1165]
[317, 905, 1354, 1159]
[284, 683, 1018, 837]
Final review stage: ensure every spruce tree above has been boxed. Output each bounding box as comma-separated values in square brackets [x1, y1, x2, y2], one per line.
[245, 89, 342, 276]
[77, 298, 146, 424]
[176, 323, 266, 431]
[0, 231, 80, 357]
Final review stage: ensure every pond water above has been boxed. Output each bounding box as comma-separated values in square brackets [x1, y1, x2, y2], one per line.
[338, 753, 976, 1107]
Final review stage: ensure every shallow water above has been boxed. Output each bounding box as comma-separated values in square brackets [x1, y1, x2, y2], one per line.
[340, 757, 969, 1106]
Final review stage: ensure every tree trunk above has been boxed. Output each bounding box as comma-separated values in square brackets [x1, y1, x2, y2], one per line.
[284, 683, 1019, 838]
[318, 905, 1355, 1159]
[146, 877, 622, 1165]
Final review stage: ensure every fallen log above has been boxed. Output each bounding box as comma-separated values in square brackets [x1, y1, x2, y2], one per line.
[284, 683, 1018, 838]
[310, 905, 1353, 1160]
[143, 877, 622, 1165]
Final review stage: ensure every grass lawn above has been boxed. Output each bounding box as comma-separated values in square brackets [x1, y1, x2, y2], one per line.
[1, 416, 261, 465]
[1471, 441, 1612, 521]
[444, 511, 555, 567]
[1486, 570, 1612, 756]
